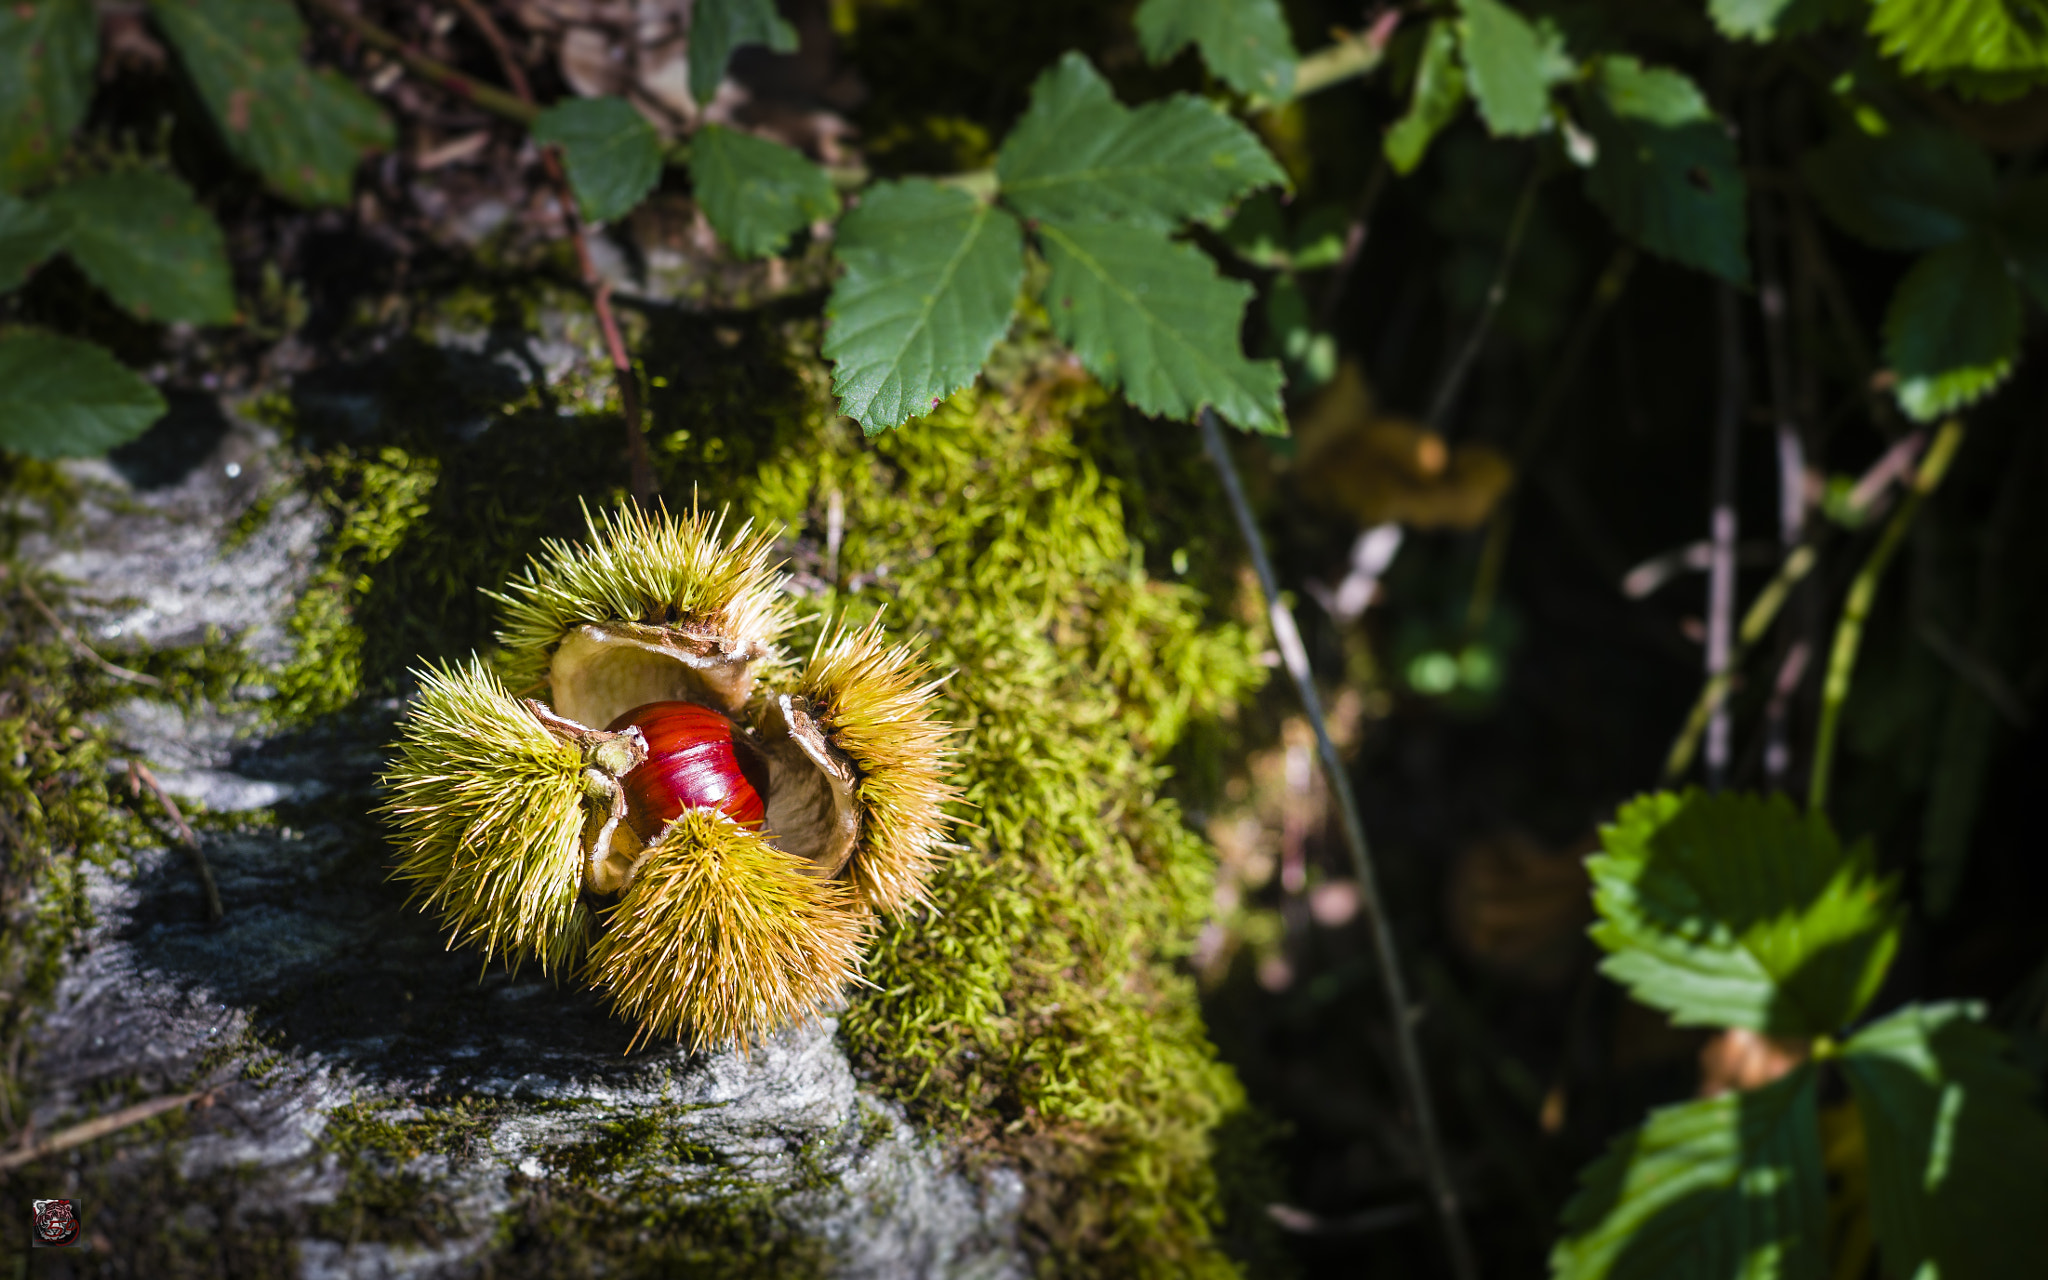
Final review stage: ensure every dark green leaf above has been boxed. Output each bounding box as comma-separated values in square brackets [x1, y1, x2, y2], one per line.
[531, 97, 664, 224]
[1037, 218, 1283, 433]
[996, 52, 1287, 230]
[146, 0, 392, 206]
[1840, 1002, 2048, 1280]
[1802, 127, 1995, 252]
[1710, 0, 1859, 41]
[43, 171, 236, 324]
[1884, 233, 2020, 421]
[1291, 204, 1349, 269]
[823, 179, 1024, 434]
[1551, 1066, 1825, 1280]
[1133, 0, 1297, 100]
[1869, 0, 2048, 92]
[1994, 174, 2048, 309]
[0, 191, 64, 291]
[688, 0, 798, 106]
[0, 0, 97, 192]
[1458, 0, 1572, 138]
[0, 331, 166, 457]
[1588, 790, 1900, 1036]
[688, 124, 838, 259]
[1580, 55, 1750, 284]
[1220, 191, 1289, 267]
[1262, 272, 1334, 390]
[1385, 20, 1469, 175]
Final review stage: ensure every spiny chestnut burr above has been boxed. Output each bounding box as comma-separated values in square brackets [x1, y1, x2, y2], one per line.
[378, 504, 958, 1053]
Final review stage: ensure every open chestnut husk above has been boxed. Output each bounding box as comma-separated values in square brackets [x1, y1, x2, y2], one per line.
[379, 505, 956, 1051]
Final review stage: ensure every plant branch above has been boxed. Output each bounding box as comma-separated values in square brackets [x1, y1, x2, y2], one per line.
[1425, 163, 1542, 435]
[128, 761, 222, 924]
[1316, 158, 1389, 331]
[0, 1090, 210, 1172]
[1663, 544, 1816, 782]
[1809, 419, 1965, 813]
[4, 568, 163, 687]
[1290, 10, 1401, 100]
[444, 0, 658, 504]
[1705, 285, 1745, 788]
[1199, 408, 1478, 1280]
[302, 0, 537, 124]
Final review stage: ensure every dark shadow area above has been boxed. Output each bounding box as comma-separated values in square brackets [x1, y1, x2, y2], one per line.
[107, 393, 233, 492]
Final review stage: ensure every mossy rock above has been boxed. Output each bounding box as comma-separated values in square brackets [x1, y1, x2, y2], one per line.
[0, 288, 1276, 1277]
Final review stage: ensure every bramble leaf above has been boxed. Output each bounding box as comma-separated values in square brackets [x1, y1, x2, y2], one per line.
[823, 179, 1024, 434]
[1579, 55, 1749, 284]
[1709, 0, 1858, 41]
[1385, 20, 1469, 174]
[532, 97, 664, 224]
[0, 191, 65, 291]
[1133, 0, 1298, 100]
[1868, 0, 2048, 98]
[1802, 127, 1995, 252]
[1457, 0, 1573, 138]
[689, 125, 839, 259]
[1588, 790, 1900, 1036]
[0, 331, 167, 457]
[689, 0, 798, 106]
[1840, 1002, 2048, 1280]
[996, 52, 1287, 230]
[1037, 218, 1283, 433]
[146, 0, 392, 206]
[1996, 175, 2048, 310]
[1551, 1066, 1825, 1280]
[1884, 233, 2020, 422]
[0, 0, 97, 192]
[43, 172, 236, 324]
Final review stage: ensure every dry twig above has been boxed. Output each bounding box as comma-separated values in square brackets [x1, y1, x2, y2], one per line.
[128, 761, 223, 924]
[3, 568, 162, 688]
[0, 1090, 210, 1173]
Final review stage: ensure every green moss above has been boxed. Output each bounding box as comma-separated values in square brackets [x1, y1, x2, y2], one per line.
[725, 360, 1271, 1276]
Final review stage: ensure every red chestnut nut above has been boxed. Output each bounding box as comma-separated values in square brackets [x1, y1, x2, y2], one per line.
[607, 701, 770, 839]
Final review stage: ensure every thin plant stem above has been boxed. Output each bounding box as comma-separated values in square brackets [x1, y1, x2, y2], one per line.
[1290, 10, 1401, 99]
[129, 761, 223, 923]
[1425, 163, 1543, 434]
[0, 1090, 210, 1172]
[445, 0, 658, 504]
[1705, 285, 1745, 787]
[1513, 245, 1634, 466]
[1809, 419, 1965, 813]
[1663, 545, 1816, 781]
[5, 568, 163, 687]
[1316, 158, 1389, 331]
[1200, 408, 1478, 1280]
[303, 0, 537, 124]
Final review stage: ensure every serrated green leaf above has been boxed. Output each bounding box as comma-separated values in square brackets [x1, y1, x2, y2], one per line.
[1884, 233, 2020, 422]
[689, 0, 798, 106]
[1801, 127, 1994, 252]
[1993, 174, 2048, 310]
[1710, 0, 1859, 41]
[146, 0, 392, 206]
[1458, 0, 1573, 138]
[1840, 1002, 2048, 1280]
[0, 0, 97, 192]
[531, 97, 664, 225]
[1386, 20, 1469, 175]
[43, 172, 235, 324]
[1037, 218, 1283, 433]
[1551, 1066, 1825, 1280]
[0, 191, 64, 291]
[688, 124, 838, 259]
[0, 331, 166, 457]
[823, 179, 1024, 434]
[996, 52, 1287, 230]
[1869, 0, 2048, 91]
[1588, 790, 1900, 1036]
[1133, 0, 1297, 100]
[1580, 55, 1749, 284]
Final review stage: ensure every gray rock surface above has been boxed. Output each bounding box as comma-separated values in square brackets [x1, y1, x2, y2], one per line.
[17, 405, 1023, 1278]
